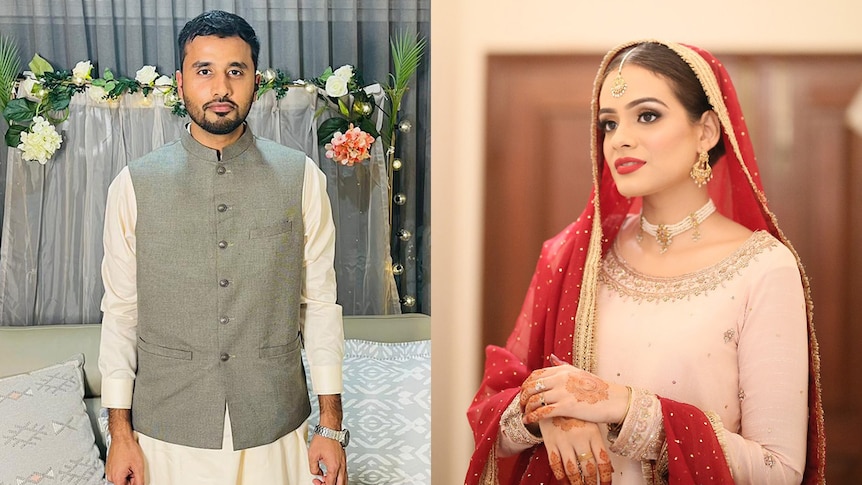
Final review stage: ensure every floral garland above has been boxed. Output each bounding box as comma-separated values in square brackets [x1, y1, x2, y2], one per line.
[0, 34, 425, 169]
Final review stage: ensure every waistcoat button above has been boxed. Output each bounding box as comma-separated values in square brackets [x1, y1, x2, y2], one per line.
[216, 165, 226, 175]
[220, 353, 230, 362]
[218, 240, 228, 249]
[219, 316, 230, 325]
[217, 203, 228, 212]
[219, 279, 230, 287]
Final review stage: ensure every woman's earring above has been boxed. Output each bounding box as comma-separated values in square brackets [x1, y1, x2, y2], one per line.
[690, 151, 712, 187]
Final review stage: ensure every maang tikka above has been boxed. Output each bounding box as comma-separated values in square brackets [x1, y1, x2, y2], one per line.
[611, 49, 634, 98]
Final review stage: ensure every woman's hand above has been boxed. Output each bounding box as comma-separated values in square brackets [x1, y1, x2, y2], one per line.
[540, 417, 614, 485]
[520, 354, 629, 425]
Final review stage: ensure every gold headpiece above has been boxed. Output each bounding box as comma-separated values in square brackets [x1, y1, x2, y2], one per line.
[610, 48, 634, 98]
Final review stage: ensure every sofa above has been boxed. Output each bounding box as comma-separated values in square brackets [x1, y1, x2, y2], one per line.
[0, 314, 431, 484]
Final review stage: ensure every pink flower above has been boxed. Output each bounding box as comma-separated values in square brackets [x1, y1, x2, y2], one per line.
[324, 124, 375, 166]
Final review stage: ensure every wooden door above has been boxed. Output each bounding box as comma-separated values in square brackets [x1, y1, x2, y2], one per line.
[482, 53, 862, 482]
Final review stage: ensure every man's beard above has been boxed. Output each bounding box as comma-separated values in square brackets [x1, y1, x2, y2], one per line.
[185, 96, 250, 135]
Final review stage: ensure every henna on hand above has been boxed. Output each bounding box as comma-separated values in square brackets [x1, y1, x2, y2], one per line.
[598, 449, 614, 485]
[566, 373, 609, 404]
[581, 461, 598, 484]
[520, 369, 550, 408]
[566, 458, 583, 485]
[524, 403, 555, 423]
[552, 417, 586, 431]
[549, 450, 565, 480]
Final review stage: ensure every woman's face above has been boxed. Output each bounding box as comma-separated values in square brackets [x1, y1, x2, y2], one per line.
[598, 64, 708, 198]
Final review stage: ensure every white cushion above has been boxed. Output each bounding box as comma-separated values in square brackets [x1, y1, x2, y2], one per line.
[0, 354, 104, 484]
[305, 339, 431, 484]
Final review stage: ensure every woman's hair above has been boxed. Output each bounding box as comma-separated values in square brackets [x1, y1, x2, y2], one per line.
[178, 10, 261, 71]
[602, 42, 726, 165]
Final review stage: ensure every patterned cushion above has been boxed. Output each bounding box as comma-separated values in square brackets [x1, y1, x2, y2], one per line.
[0, 355, 104, 484]
[305, 339, 431, 485]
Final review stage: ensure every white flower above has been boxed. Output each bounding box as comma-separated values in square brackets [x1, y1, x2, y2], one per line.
[333, 64, 354, 82]
[18, 116, 63, 164]
[163, 91, 180, 108]
[72, 60, 93, 85]
[325, 75, 348, 97]
[154, 75, 173, 94]
[135, 65, 159, 86]
[17, 72, 43, 102]
[86, 85, 108, 103]
[262, 68, 277, 82]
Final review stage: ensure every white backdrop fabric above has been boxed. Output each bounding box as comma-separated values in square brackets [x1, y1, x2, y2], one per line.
[0, 88, 400, 325]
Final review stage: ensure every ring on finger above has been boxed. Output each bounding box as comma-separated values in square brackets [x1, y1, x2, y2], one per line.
[539, 394, 546, 406]
[534, 379, 546, 392]
[577, 451, 594, 461]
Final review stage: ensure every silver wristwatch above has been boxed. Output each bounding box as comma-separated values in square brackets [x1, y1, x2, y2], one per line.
[313, 424, 350, 447]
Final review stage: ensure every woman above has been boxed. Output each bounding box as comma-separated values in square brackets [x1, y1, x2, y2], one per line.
[466, 41, 826, 485]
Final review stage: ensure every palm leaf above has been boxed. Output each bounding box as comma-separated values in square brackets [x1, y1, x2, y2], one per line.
[0, 35, 21, 113]
[390, 32, 426, 94]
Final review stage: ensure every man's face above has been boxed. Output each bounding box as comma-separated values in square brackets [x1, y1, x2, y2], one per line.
[177, 35, 257, 137]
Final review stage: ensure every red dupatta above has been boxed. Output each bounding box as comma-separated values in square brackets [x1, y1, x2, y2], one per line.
[466, 41, 826, 484]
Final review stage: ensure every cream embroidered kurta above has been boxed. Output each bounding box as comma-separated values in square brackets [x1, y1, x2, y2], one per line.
[596, 230, 809, 485]
[99, 157, 342, 484]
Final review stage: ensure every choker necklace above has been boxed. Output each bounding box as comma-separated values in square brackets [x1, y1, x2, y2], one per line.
[637, 199, 717, 253]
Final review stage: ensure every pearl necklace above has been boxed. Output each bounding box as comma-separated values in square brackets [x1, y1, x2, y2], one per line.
[638, 199, 717, 253]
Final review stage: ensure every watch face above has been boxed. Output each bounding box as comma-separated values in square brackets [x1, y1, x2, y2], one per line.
[341, 429, 350, 447]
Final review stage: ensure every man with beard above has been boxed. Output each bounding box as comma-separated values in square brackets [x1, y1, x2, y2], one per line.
[98, 10, 347, 485]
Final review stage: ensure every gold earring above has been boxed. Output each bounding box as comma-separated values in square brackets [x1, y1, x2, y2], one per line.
[690, 151, 712, 187]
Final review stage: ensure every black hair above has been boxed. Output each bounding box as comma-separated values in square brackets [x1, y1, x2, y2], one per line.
[177, 10, 260, 70]
[603, 42, 726, 165]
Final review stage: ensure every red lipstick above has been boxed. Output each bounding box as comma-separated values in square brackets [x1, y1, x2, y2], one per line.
[614, 157, 646, 175]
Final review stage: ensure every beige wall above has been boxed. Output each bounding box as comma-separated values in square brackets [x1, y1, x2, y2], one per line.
[430, 1, 862, 483]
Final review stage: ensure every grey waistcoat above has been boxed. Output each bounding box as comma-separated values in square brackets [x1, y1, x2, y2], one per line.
[128, 127, 310, 450]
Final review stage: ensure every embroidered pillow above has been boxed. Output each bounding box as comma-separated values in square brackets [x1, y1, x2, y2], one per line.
[304, 339, 431, 484]
[0, 355, 104, 484]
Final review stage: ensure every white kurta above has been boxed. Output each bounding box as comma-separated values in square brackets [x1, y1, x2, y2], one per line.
[596, 230, 809, 485]
[99, 157, 343, 484]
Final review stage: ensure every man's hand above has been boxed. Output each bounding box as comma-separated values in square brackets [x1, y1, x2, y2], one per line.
[105, 409, 145, 485]
[309, 394, 348, 485]
[308, 434, 347, 485]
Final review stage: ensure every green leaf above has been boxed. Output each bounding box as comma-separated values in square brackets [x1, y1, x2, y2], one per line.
[102, 69, 115, 81]
[0, 36, 21, 112]
[3, 98, 37, 122]
[318, 67, 334, 82]
[318, 117, 349, 145]
[390, 32, 426, 93]
[358, 117, 380, 140]
[5, 123, 27, 148]
[28, 53, 54, 77]
[337, 98, 350, 117]
[48, 95, 71, 112]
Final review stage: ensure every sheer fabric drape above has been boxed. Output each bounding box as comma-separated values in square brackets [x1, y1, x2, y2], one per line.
[0, 0, 430, 323]
[0, 89, 399, 325]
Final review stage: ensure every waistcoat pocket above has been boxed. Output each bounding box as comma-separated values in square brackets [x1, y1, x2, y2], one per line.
[138, 337, 193, 360]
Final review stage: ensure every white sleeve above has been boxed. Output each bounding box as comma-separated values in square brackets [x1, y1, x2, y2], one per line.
[98, 167, 138, 409]
[299, 157, 344, 395]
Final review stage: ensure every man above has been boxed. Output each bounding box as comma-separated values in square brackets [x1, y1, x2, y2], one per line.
[98, 10, 347, 485]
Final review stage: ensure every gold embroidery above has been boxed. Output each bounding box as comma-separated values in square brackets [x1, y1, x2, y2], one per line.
[705, 411, 734, 479]
[600, 231, 777, 303]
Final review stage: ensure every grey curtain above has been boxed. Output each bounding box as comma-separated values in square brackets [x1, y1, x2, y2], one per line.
[0, 0, 430, 324]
